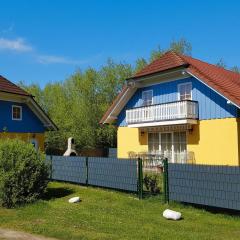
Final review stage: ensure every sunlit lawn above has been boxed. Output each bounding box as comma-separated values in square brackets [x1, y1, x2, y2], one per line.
[0, 182, 240, 240]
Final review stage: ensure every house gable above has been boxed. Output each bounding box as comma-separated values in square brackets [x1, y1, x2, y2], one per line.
[101, 51, 240, 124]
[0, 75, 57, 131]
[117, 76, 238, 127]
[0, 100, 45, 133]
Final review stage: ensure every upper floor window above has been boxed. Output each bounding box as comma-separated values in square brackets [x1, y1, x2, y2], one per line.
[142, 90, 153, 106]
[178, 83, 192, 100]
[12, 105, 22, 121]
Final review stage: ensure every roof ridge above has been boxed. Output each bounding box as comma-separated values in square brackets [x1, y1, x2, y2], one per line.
[165, 51, 188, 64]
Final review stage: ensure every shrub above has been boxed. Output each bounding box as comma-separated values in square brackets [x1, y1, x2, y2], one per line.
[0, 139, 49, 208]
[143, 173, 161, 194]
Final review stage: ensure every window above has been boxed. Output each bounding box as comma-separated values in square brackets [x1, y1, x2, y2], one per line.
[142, 90, 153, 106]
[173, 132, 187, 163]
[148, 131, 187, 163]
[148, 132, 159, 153]
[12, 105, 22, 120]
[178, 83, 192, 100]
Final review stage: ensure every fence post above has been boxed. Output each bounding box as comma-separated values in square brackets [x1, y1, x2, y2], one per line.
[163, 158, 169, 204]
[138, 158, 143, 199]
[86, 157, 89, 186]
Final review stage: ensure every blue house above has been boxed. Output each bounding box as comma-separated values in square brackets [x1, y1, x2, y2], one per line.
[0, 75, 57, 150]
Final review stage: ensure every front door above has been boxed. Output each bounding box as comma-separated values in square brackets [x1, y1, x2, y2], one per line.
[159, 132, 172, 161]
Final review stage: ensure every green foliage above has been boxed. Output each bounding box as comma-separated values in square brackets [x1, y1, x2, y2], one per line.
[150, 45, 164, 62]
[216, 58, 227, 68]
[135, 58, 148, 73]
[0, 139, 49, 208]
[169, 38, 192, 55]
[143, 173, 161, 194]
[231, 66, 240, 73]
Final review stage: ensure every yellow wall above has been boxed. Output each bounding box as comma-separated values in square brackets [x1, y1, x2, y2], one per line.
[117, 127, 148, 158]
[0, 132, 45, 151]
[118, 118, 240, 165]
[187, 118, 239, 166]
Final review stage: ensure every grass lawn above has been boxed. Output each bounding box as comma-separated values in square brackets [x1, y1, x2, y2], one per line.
[0, 182, 240, 240]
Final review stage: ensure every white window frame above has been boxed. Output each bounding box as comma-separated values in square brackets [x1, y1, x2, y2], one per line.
[142, 90, 153, 106]
[177, 82, 192, 101]
[12, 105, 22, 121]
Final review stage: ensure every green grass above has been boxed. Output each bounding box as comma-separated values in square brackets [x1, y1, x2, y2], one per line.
[0, 182, 240, 240]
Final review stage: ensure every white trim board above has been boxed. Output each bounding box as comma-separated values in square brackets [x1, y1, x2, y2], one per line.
[127, 119, 198, 128]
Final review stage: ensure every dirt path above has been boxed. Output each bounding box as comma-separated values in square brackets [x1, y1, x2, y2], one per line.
[0, 228, 58, 240]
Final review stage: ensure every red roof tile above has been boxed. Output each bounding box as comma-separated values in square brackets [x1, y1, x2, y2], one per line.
[180, 55, 240, 107]
[0, 75, 30, 96]
[101, 51, 240, 124]
[134, 51, 188, 78]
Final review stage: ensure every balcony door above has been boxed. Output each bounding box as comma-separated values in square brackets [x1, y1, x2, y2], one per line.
[159, 132, 173, 161]
[148, 131, 187, 163]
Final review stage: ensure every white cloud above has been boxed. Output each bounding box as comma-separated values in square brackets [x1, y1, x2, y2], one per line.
[37, 55, 88, 65]
[0, 38, 32, 52]
[0, 35, 101, 66]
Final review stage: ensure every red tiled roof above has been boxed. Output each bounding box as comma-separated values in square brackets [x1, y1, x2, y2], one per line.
[100, 51, 240, 124]
[0, 75, 30, 96]
[134, 51, 188, 78]
[180, 54, 240, 107]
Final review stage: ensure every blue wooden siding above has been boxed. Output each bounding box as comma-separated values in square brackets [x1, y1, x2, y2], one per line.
[117, 77, 238, 126]
[0, 100, 45, 133]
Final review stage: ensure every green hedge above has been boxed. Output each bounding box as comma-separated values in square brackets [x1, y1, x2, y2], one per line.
[0, 139, 49, 208]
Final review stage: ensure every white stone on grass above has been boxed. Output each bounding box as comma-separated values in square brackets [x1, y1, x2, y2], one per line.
[163, 209, 181, 220]
[68, 197, 80, 203]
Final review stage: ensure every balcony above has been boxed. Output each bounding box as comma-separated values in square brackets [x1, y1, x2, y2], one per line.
[126, 100, 198, 127]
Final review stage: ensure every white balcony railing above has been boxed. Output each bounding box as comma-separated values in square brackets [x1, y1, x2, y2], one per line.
[126, 100, 198, 124]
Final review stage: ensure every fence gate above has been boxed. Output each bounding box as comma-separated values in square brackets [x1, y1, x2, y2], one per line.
[137, 154, 165, 199]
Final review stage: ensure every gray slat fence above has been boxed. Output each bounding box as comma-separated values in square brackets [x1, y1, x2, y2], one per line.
[168, 163, 240, 210]
[46, 156, 138, 192]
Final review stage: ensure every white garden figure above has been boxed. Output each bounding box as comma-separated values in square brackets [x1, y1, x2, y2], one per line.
[63, 137, 77, 156]
[68, 197, 80, 203]
[163, 209, 181, 220]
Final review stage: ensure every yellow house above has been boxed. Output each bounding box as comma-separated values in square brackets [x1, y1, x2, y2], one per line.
[101, 51, 240, 166]
[0, 75, 57, 150]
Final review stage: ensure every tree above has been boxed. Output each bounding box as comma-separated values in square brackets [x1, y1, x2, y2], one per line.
[216, 58, 227, 68]
[231, 66, 240, 73]
[135, 58, 148, 73]
[169, 38, 192, 56]
[150, 45, 164, 62]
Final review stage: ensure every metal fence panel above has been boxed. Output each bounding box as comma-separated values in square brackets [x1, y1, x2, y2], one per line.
[47, 156, 138, 192]
[168, 163, 240, 210]
[88, 157, 138, 192]
[48, 156, 86, 184]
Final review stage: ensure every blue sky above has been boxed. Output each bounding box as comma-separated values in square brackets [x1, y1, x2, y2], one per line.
[0, 0, 239, 87]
